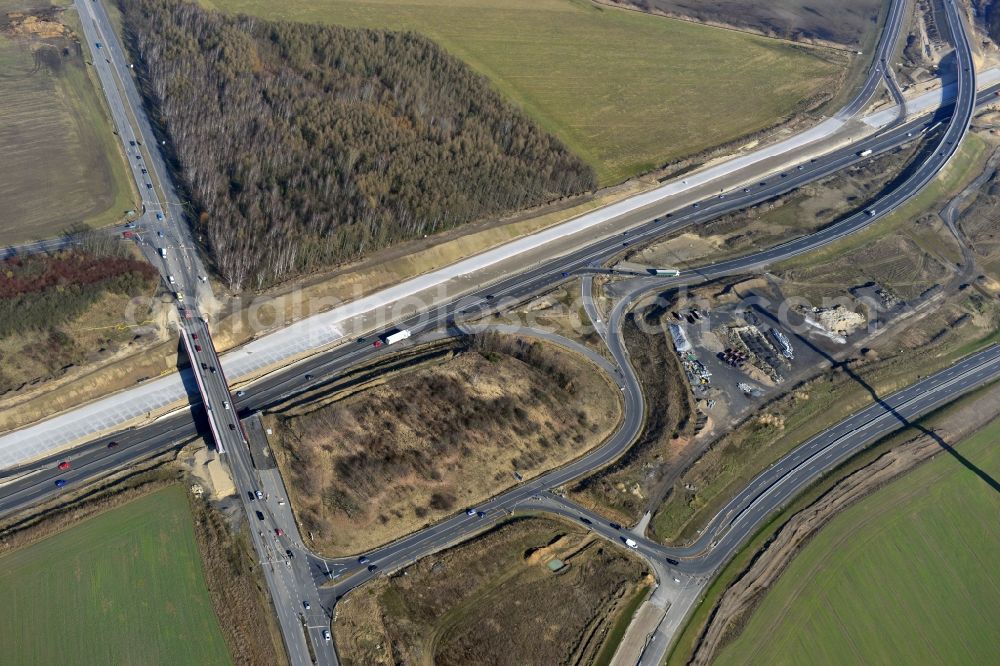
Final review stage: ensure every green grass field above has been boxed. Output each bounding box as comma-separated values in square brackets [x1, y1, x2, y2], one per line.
[0, 485, 232, 665]
[0, 1, 135, 245]
[200, 0, 842, 185]
[715, 416, 1000, 665]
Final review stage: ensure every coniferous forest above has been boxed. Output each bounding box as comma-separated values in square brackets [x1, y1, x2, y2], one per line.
[120, 0, 596, 290]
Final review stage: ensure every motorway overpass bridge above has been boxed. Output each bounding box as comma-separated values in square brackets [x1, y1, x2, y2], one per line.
[177, 308, 240, 455]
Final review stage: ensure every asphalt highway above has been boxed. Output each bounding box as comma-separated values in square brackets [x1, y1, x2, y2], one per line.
[76, 0, 208, 294]
[316, 342, 1000, 585]
[837, 0, 909, 120]
[3, 0, 982, 663]
[75, 1, 332, 662]
[4, 0, 985, 572]
[7, 16, 1000, 467]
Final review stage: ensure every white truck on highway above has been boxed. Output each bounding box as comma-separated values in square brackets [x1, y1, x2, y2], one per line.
[159, 247, 167, 258]
[383, 329, 412, 345]
[858, 149, 873, 157]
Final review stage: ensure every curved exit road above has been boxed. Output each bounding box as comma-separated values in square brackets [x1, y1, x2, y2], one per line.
[316, 0, 982, 657]
[0, 0, 982, 664]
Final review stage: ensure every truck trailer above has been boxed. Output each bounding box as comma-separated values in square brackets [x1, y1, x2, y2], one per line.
[382, 329, 412, 345]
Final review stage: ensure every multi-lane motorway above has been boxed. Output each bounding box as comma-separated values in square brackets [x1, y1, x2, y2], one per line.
[75, 0, 207, 294]
[8, 0, 999, 466]
[2, 0, 985, 663]
[74, 0, 336, 662]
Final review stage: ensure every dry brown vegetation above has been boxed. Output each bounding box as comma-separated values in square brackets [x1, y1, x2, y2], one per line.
[190, 494, 288, 666]
[334, 517, 650, 666]
[121, 0, 594, 290]
[779, 221, 957, 302]
[570, 309, 696, 524]
[958, 162, 1000, 279]
[0, 276, 163, 397]
[272, 334, 621, 555]
[650, 155, 1000, 545]
[634, 139, 924, 272]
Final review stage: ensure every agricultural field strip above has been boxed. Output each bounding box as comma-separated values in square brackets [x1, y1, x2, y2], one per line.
[715, 416, 1000, 664]
[0, 0, 984, 580]
[0, 486, 232, 664]
[323, 2, 978, 634]
[201, 0, 845, 185]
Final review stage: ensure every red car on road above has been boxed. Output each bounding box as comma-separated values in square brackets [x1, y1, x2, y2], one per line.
[275, 528, 285, 537]
[58, 461, 70, 471]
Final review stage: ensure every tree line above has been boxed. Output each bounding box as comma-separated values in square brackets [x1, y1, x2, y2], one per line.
[119, 0, 596, 290]
[0, 245, 157, 338]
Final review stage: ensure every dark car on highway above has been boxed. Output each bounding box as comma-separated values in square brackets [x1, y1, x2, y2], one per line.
[54, 479, 67, 488]
[107, 441, 119, 449]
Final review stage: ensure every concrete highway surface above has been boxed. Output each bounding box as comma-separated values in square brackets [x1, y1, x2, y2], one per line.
[2, 0, 963, 466]
[5, 74, 999, 468]
[0, 0, 985, 664]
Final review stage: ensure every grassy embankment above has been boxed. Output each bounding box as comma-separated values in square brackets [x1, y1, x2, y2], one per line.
[714, 412, 1000, 664]
[649, 133, 997, 545]
[201, 0, 843, 185]
[666, 379, 1000, 665]
[0, 0, 134, 244]
[634, 135, 928, 270]
[0, 485, 232, 665]
[334, 517, 650, 666]
[270, 334, 622, 555]
[569, 309, 696, 524]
